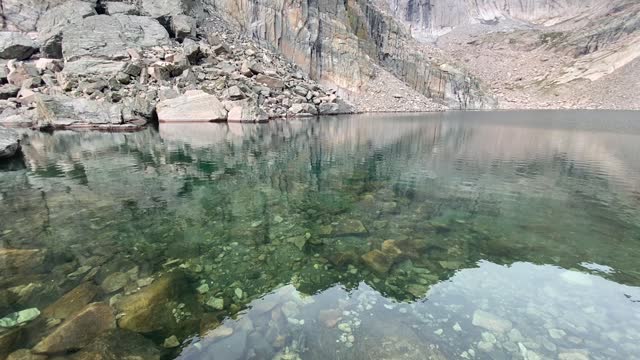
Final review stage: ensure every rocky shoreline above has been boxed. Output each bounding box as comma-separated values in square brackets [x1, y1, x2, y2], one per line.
[0, 2, 358, 134]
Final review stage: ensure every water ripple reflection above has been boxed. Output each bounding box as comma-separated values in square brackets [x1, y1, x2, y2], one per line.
[0, 111, 639, 359]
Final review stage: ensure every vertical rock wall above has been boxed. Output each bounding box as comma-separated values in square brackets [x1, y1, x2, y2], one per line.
[203, 0, 496, 109]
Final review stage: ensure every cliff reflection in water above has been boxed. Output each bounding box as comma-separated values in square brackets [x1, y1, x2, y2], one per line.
[1, 111, 640, 359]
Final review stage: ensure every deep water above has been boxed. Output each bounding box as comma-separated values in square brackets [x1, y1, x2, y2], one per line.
[1, 111, 640, 359]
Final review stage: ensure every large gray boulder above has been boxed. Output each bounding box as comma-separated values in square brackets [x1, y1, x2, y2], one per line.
[1, 0, 95, 32]
[0, 127, 21, 159]
[62, 15, 171, 61]
[36, 0, 97, 58]
[141, 0, 197, 18]
[318, 99, 356, 115]
[156, 90, 227, 122]
[0, 32, 38, 60]
[35, 94, 130, 129]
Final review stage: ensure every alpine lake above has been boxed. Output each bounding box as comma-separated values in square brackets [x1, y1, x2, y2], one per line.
[1, 111, 640, 360]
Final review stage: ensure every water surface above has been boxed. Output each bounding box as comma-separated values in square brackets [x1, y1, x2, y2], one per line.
[1, 111, 640, 359]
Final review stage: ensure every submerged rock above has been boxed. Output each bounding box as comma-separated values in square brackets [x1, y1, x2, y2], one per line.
[70, 329, 162, 360]
[0, 328, 23, 360]
[0, 308, 40, 328]
[42, 282, 98, 320]
[33, 303, 115, 354]
[156, 90, 227, 122]
[361, 250, 394, 274]
[6, 349, 47, 360]
[115, 271, 200, 337]
[472, 309, 513, 333]
[0, 248, 44, 272]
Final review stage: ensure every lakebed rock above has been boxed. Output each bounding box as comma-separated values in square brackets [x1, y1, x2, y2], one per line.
[42, 282, 98, 320]
[70, 329, 162, 360]
[115, 271, 200, 337]
[0, 248, 44, 272]
[33, 303, 115, 354]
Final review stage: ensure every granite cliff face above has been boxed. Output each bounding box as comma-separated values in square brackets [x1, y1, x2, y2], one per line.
[1, 0, 638, 111]
[202, 0, 496, 109]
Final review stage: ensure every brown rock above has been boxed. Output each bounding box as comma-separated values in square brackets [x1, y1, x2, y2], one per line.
[361, 250, 393, 274]
[115, 271, 199, 337]
[381, 240, 402, 260]
[42, 283, 98, 320]
[0, 328, 22, 359]
[0, 248, 46, 274]
[255, 74, 284, 89]
[33, 303, 115, 354]
[318, 309, 341, 328]
[69, 329, 161, 360]
[6, 349, 47, 360]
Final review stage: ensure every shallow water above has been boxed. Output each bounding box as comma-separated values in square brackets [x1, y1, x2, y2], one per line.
[1, 111, 640, 359]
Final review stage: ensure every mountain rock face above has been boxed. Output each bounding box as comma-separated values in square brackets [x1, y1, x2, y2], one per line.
[203, 0, 497, 109]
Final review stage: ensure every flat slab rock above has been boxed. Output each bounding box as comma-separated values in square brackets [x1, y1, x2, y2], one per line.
[0, 127, 21, 159]
[35, 95, 144, 130]
[156, 90, 227, 122]
[62, 14, 170, 61]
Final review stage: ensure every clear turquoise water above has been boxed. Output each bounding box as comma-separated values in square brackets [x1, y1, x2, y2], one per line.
[1, 111, 640, 359]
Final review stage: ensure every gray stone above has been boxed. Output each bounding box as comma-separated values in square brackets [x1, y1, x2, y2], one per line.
[122, 61, 143, 77]
[318, 99, 355, 115]
[156, 90, 227, 122]
[2, 0, 95, 32]
[227, 100, 269, 123]
[103, 2, 139, 15]
[224, 85, 245, 100]
[472, 310, 513, 333]
[141, 0, 196, 18]
[0, 308, 40, 328]
[0, 33, 38, 60]
[0, 84, 20, 100]
[35, 95, 127, 129]
[255, 74, 284, 89]
[212, 43, 231, 56]
[7, 62, 39, 87]
[36, 1, 97, 58]
[182, 39, 202, 64]
[62, 59, 126, 77]
[62, 15, 170, 61]
[288, 103, 318, 116]
[171, 15, 196, 40]
[292, 85, 308, 97]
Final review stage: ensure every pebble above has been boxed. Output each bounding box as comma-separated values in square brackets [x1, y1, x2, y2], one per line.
[163, 335, 180, 348]
[196, 283, 210, 294]
[549, 328, 566, 339]
[453, 322, 462, 331]
[337, 323, 352, 333]
[472, 309, 512, 333]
